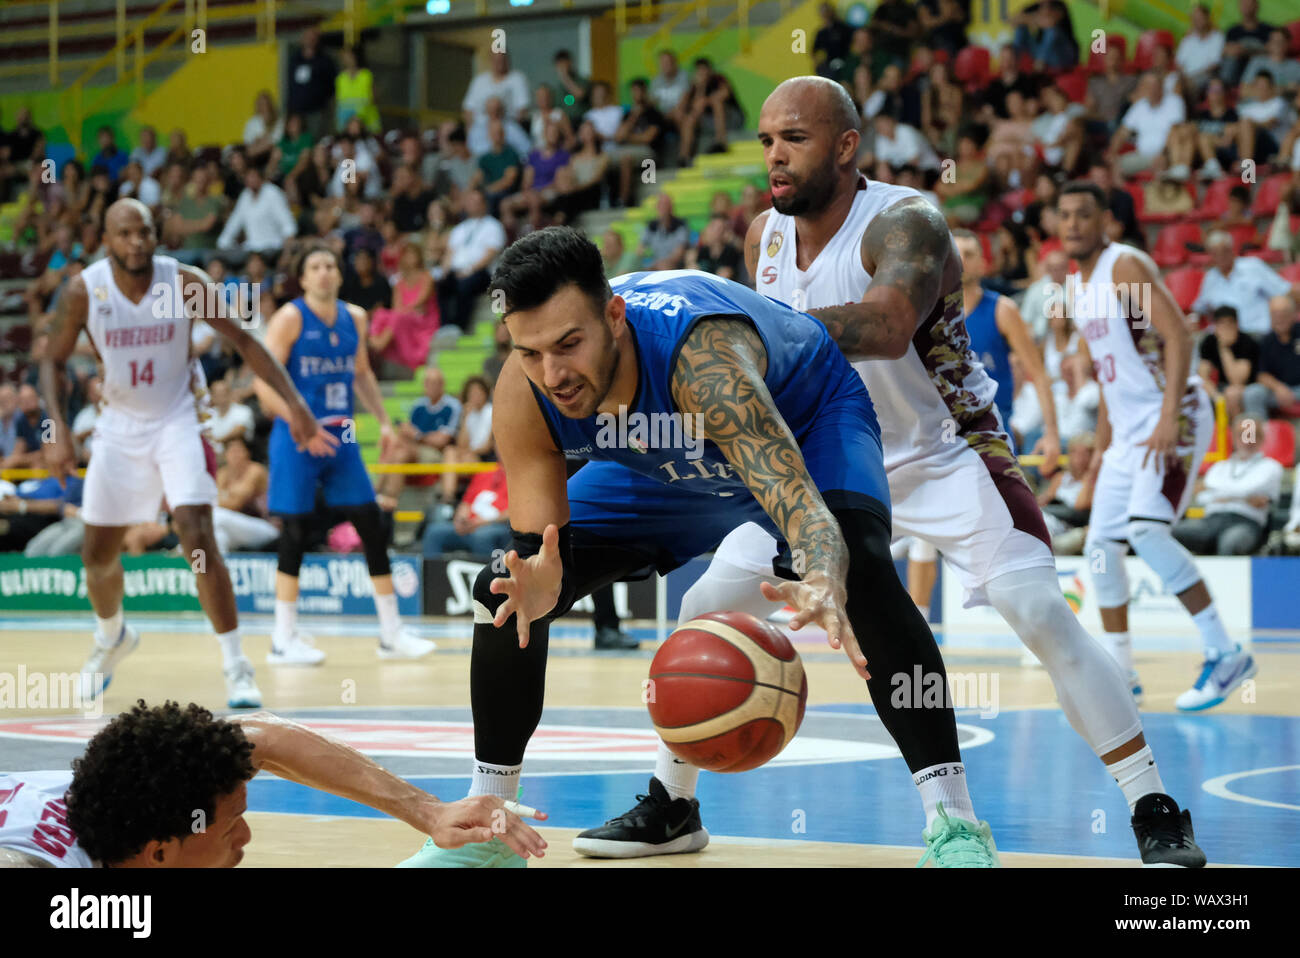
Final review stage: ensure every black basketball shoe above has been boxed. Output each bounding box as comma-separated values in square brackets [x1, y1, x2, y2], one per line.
[572, 777, 709, 858]
[1131, 793, 1207, 867]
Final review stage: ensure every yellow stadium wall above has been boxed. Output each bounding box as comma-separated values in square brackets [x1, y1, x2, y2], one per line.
[129, 42, 279, 147]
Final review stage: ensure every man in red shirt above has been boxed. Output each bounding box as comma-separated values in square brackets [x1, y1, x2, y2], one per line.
[422, 465, 511, 557]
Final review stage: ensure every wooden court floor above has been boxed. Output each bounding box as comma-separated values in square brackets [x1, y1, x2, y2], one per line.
[3, 623, 1297, 867]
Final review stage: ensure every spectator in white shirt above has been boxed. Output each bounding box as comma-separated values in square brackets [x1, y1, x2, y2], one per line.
[650, 50, 690, 131]
[1175, 414, 1283, 555]
[529, 84, 572, 150]
[1020, 247, 1070, 341]
[116, 161, 161, 209]
[1237, 72, 1294, 163]
[327, 134, 383, 200]
[1111, 72, 1186, 177]
[129, 126, 167, 178]
[467, 97, 534, 159]
[1193, 231, 1300, 335]
[1175, 4, 1225, 92]
[216, 166, 297, 253]
[583, 81, 625, 149]
[437, 188, 505, 333]
[462, 51, 532, 127]
[204, 379, 256, 453]
[243, 90, 285, 170]
[871, 113, 941, 171]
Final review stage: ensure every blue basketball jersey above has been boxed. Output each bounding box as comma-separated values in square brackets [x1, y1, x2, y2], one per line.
[288, 297, 358, 425]
[532, 270, 881, 502]
[964, 289, 1013, 422]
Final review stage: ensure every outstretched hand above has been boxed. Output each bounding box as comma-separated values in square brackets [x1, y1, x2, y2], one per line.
[761, 573, 869, 680]
[490, 524, 563, 648]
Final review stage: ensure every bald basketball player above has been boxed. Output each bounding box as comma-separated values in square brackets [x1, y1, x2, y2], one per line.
[577, 77, 1205, 867]
[40, 199, 335, 710]
[0, 700, 546, 867]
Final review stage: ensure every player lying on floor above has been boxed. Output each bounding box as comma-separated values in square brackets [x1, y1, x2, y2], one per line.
[0, 700, 546, 868]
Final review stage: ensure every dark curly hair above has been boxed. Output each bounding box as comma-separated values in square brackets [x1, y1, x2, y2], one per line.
[64, 700, 255, 866]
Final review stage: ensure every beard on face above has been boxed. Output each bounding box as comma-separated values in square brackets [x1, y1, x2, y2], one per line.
[771, 154, 839, 217]
[552, 326, 620, 419]
[110, 247, 154, 276]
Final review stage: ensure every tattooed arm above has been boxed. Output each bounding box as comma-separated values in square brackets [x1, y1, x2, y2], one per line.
[671, 317, 868, 678]
[806, 197, 957, 361]
[37, 273, 88, 484]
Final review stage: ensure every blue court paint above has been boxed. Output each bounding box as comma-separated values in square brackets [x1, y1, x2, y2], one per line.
[243, 705, 1300, 867]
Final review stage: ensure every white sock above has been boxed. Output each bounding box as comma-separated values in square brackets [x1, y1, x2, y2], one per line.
[1106, 746, 1165, 812]
[1192, 605, 1234, 658]
[468, 759, 521, 802]
[216, 629, 243, 668]
[375, 592, 400, 643]
[654, 741, 700, 800]
[913, 763, 977, 830]
[272, 599, 297, 651]
[95, 609, 124, 648]
[1099, 631, 1134, 674]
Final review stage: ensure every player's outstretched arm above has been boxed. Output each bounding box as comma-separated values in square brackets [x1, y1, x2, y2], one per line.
[671, 318, 868, 678]
[183, 266, 335, 456]
[37, 273, 88, 483]
[487, 355, 572, 647]
[1114, 251, 1192, 469]
[806, 197, 955, 361]
[237, 713, 547, 859]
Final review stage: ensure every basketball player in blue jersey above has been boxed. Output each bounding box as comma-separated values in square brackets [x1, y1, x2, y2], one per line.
[255, 243, 435, 662]
[582, 77, 1204, 867]
[903, 230, 1063, 618]
[397, 226, 1002, 869]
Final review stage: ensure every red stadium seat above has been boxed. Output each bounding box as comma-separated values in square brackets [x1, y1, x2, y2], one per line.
[1164, 267, 1205, 313]
[1279, 262, 1300, 283]
[1251, 173, 1291, 219]
[1193, 178, 1240, 222]
[1133, 30, 1175, 71]
[1086, 34, 1128, 73]
[1055, 68, 1089, 103]
[1152, 222, 1204, 269]
[1288, 21, 1300, 56]
[1261, 419, 1296, 468]
[954, 46, 991, 88]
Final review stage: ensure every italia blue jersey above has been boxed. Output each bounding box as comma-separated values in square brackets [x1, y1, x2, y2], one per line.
[530, 270, 891, 566]
[268, 297, 373, 515]
[964, 290, 1013, 424]
[287, 297, 358, 426]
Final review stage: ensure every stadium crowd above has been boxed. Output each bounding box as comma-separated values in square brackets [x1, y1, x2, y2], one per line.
[2, 0, 1299, 563]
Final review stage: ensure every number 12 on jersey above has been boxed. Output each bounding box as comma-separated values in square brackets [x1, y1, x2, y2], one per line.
[129, 359, 155, 387]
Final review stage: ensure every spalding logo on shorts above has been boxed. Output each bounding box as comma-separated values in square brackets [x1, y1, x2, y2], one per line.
[647, 610, 808, 773]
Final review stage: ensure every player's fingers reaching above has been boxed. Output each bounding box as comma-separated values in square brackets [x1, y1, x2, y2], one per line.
[838, 620, 871, 680]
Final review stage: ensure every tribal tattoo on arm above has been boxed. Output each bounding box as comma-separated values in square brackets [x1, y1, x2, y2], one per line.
[809, 198, 955, 361]
[670, 317, 848, 582]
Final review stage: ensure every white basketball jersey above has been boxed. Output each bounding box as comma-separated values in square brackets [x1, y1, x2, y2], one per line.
[0, 771, 96, 867]
[83, 255, 201, 429]
[756, 177, 997, 471]
[1071, 242, 1201, 443]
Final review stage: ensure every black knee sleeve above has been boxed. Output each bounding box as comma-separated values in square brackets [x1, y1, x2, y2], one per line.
[344, 503, 391, 577]
[276, 515, 309, 577]
[468, 524, 575, 766]
[835, 507, 962, 774]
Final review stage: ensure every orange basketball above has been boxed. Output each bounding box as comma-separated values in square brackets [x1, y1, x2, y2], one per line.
[647, 611, 808, 773]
